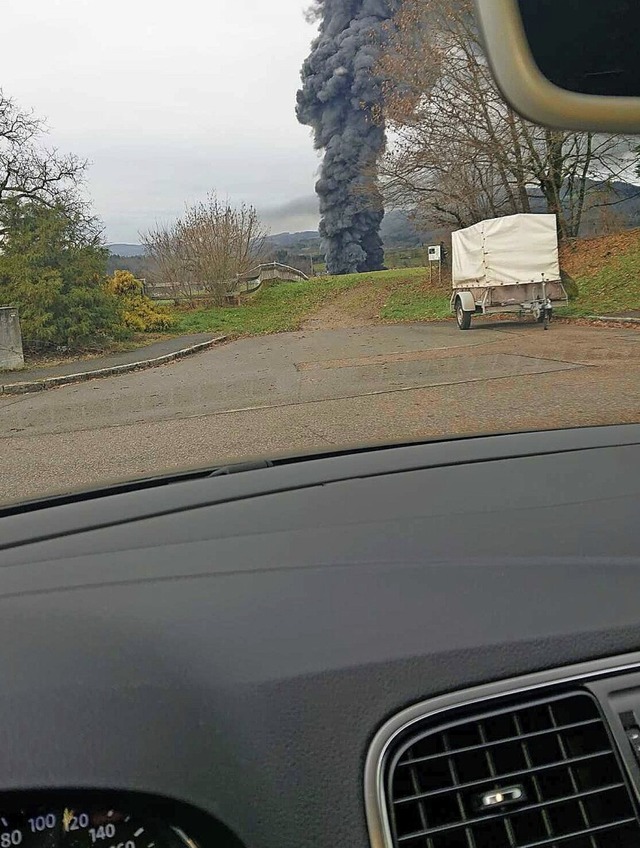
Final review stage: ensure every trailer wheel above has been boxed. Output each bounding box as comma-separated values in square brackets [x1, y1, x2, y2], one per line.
[455, 300, 472, 330]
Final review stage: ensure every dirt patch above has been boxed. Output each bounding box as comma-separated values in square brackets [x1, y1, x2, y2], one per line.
[301, 284, 389, 330]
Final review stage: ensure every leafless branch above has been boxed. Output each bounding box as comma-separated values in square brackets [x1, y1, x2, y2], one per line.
[141, 193, 269, 305]
[376, 0, 635, 239]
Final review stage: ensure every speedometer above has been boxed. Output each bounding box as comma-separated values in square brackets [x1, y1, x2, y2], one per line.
[0, 801, 195, 848]
[63, 807, 163, 848]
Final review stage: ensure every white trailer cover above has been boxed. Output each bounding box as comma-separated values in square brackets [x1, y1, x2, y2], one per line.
[452, 214, 560, 288]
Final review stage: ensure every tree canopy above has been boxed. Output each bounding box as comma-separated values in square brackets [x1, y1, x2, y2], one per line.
[141, 193, 269, 304]
[377, 0, 636, 239]
[0, 89, 88, 230]
[0, 201, 122, 347]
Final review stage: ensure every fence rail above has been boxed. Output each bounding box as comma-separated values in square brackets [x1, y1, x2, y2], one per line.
[144, 262, 309, 302]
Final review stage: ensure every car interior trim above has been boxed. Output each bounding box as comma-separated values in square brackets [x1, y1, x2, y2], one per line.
[364, 651, 640, 848]
[474, 0, 640, 132]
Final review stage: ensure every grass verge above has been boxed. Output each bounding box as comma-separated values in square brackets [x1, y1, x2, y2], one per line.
[156, 230, 640, 343]
[170, 267, 448, 336]
[559, 229, 640, 317]
[378, 274, 451, 322]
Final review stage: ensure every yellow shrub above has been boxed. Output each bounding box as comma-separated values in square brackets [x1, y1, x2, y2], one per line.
[107, 270, 144, 297]
[106, 271, 174, 332]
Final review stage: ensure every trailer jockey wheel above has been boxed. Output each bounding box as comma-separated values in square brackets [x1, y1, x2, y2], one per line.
[536, 307, 552, 329]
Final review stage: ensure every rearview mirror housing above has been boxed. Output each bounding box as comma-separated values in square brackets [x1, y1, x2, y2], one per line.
[475, 0, 640, 132]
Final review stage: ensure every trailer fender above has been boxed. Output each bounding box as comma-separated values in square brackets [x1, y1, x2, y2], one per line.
[453, 291, 476, 313]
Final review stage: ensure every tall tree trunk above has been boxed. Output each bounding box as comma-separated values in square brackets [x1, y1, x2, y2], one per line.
[542, 131, 568, 240]
[506, 110, 532, 213]
[572, 133, 593, 238]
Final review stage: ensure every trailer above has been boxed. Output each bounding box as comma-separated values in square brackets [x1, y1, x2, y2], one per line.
[450, 213, 568, 330]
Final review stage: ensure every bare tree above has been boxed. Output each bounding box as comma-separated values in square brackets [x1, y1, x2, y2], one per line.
[141, 221, 201, 302]
[377, 0, 635, 239]
[583, 185, 627, 236]
[0, 90, 88, 233]
[141, 194, 269, 305]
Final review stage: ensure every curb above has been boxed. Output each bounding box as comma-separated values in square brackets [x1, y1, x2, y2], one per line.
[587, 315, 640, 325]
[0, 335, 227, 396]
[554, 316, 640, 328]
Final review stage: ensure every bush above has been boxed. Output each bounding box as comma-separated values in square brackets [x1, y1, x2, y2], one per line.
[107, 269, 145, 297]
[0, 202, 126, 349]
[1, 266, 126, 348]
[106, 271, 173, 332]
[0, 259, 125, 349]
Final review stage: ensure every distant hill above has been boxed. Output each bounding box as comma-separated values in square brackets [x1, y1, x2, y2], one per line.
[108, 244, 146, 257]
[266, 211, 457, 254]
[107, 254, 152, 277]
[110, 182, 640, 266]
[266, 213, 428, 254]
[380, 210, 426, 247]
[266, 231, 320, 249]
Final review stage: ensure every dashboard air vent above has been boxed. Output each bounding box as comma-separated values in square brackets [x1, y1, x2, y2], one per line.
[388, 692, 640, 847]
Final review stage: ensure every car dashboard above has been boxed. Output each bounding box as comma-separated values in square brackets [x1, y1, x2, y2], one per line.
[0, 425, 640, 848]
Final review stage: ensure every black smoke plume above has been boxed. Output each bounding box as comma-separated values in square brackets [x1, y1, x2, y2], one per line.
[296, 0, 399, 275]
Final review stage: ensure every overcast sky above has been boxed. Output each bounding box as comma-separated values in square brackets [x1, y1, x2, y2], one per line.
[2, 0, 321, 243]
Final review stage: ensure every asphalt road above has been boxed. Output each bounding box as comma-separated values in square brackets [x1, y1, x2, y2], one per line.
[2, 320, 639, 504]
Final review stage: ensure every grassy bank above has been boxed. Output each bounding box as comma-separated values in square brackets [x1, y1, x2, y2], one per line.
[559, 229, 640, 317]
[171, 276, 359, 336]
[166, 229, 640, 341]
[378, 271, 451, 321]
[170, 267, 449, 336]
[16, 231, 636, 372]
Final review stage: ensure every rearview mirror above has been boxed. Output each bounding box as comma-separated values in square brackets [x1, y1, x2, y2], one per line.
[475, 0, 640, 132]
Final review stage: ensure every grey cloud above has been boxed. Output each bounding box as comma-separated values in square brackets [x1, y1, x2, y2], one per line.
[261, 195, 320, 234]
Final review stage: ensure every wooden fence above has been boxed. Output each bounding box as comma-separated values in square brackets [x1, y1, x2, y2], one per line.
[144, 262, 309, 303]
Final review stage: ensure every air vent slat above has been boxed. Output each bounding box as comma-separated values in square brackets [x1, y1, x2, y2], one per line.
[398, 719, 602, 768]
[388, 692, 640, 848]
[397, 782, 626, 841]
[518, 817, 638, 848]
[394, 749, 613, 804]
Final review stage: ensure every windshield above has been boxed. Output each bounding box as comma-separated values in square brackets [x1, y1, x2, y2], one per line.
[1, 0, 639, 506]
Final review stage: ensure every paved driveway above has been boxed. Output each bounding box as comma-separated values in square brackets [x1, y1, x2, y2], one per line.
[2, 320, 639, 504]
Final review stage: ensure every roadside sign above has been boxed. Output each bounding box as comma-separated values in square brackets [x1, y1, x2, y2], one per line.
[428, 245, 442, 262]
